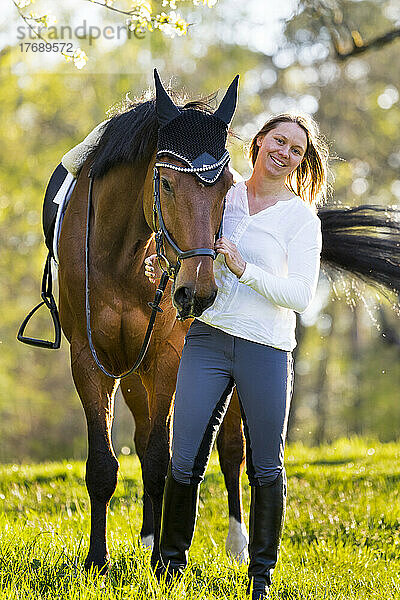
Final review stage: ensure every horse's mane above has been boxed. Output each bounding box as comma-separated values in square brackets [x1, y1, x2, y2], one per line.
[88, 93, 217, 180]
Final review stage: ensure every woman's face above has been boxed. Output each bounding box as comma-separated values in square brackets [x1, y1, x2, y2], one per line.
[255, 122, 308, 178]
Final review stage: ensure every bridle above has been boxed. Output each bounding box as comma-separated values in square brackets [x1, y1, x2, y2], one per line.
[17, 71, 239, 365]
[85, 153, 229, 379]
[152, 150, 229, 277]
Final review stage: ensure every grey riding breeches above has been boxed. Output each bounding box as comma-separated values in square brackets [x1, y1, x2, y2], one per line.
[171, 319, 294, 487]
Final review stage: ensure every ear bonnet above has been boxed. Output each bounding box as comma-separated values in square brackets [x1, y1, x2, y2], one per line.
[154, 69, 239, 184]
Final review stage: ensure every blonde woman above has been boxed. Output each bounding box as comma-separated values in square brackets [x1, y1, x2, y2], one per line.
[146, 113, 327, 599]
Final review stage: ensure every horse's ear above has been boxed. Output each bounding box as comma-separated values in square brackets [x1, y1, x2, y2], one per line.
[154, 68, 180, 126]
[214, 75, 239, 125]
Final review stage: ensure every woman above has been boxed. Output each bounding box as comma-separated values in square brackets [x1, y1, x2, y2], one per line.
[145, 113, 328, 599]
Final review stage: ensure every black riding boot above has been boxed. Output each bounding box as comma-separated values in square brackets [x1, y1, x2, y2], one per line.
[159, 464, 199, 580]
[247, 471, 286, 600]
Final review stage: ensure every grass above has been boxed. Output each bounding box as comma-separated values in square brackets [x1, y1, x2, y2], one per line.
[1, 438, 400, 598]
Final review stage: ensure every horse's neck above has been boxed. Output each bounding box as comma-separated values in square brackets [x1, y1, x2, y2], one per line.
[90, 164, 153, 275]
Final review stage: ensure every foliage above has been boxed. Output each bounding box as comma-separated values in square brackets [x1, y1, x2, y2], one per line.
[1, 440, 400, 598]
[270, 0, 400, 441]
[11, 0, 219, 68]
[298, 0, 400, 60]
[1, 0, 400, 461]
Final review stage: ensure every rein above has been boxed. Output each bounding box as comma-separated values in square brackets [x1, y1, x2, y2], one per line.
[85, 176, 170, 379]
[85, 156, 228, 379]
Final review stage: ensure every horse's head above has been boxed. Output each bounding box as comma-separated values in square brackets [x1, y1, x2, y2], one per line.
[151, 70, 239, 320]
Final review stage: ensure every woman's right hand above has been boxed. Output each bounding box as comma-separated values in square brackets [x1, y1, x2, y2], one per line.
[144, 254, 163, 284]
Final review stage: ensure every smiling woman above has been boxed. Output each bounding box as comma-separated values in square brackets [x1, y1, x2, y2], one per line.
[144, 112, 328, 600]
[248, 113, 329, 207]
[256, 124, 307, 167]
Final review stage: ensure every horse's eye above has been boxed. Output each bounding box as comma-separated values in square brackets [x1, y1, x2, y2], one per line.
[161, 178, 172, 193]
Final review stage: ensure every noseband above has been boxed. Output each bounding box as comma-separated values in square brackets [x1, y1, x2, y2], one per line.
[84, 153, 228, 379]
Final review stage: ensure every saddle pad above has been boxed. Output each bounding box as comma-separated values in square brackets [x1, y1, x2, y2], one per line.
[53, 173, 76, 264]
[62, 120, 109, 177]
[42, 163, 76, 264]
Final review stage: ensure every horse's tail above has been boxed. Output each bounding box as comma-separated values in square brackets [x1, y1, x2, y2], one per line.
[318, 204, 400, 298]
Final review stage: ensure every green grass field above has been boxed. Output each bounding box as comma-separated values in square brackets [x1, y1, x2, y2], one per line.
[1, 438, 400, 599]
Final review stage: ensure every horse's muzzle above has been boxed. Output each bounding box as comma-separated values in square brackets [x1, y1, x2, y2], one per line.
[173, 286, 217, 320]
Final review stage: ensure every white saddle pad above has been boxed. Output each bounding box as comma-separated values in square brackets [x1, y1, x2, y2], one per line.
[52, 174, 77, 264]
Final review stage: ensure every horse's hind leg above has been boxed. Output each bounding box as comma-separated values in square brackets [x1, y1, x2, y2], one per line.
[120, 374, 154, 549]
[216, 387, 249, 563]
[71, 341, 119, 573]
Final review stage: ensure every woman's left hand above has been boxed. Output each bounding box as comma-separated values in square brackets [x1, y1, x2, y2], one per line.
[215, 236, 246, 278]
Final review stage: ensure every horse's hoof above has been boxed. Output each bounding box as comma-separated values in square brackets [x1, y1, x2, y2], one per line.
[84, 553, 110, 576]
[141, 533, 154, 550]
[226, 516, 249, 564]
[150, 553, 165, 579]
[152, 561, 166, 582]
[229, 546, 249, 565]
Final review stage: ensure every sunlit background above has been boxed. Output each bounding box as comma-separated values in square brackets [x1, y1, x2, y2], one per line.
[1, 0, 400, 462]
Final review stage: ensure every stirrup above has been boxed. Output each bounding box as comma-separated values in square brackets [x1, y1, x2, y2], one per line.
[17, 252, 61, 349]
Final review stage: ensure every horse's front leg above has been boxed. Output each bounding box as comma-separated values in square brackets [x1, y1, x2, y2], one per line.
[71, 341, 119, 573]
[217, 388, 249, 563]
[140, 329, 183, 572]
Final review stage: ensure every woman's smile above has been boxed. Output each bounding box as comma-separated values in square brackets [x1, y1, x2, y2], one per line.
[269, 155, 287, 168]
[254, 122, 308, 178]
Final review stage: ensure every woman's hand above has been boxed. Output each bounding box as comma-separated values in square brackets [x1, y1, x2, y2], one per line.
[214, 236, 246, 278]
[144, 254, 163, 284]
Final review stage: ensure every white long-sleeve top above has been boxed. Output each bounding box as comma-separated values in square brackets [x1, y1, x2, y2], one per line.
[197, 180, 322, 351]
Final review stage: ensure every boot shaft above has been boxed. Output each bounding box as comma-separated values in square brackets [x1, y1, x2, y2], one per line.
[160, 465, 199, 573]
[248, 470, 287, 588]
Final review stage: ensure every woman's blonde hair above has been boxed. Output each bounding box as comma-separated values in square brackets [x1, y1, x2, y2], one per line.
[249, 113, 330, 206]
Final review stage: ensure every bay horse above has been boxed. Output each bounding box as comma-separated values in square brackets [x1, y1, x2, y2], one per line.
[22, 70, 400, 576]
[57, 71, 248, 572]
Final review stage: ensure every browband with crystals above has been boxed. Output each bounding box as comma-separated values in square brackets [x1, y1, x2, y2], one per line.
[155, 150, 230, 184]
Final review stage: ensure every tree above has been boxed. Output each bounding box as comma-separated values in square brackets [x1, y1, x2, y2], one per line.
[299, 0, 400, 60]
[2, 0, 400, 461]
[11, 0, 218, 68]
